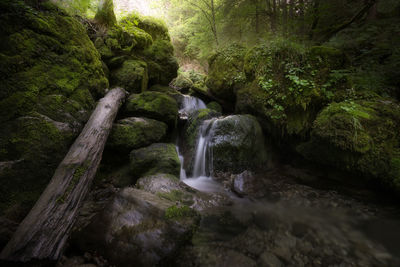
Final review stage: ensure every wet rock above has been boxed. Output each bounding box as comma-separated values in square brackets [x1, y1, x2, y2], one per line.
[258, 251, 283, 267]
[130, 143, 181, 178]
[208, 115, 268, 174]
[233, 171, 259, 196]
[71, 188, 199, 267]
[125, 91, 179, 128]
[207, 101, 223, 113]
[136, 173, 181, 194]
[108, 117, 167, 152]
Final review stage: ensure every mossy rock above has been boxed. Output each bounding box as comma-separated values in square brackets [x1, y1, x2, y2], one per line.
[143, 40, 179, 86]
[238, 43, 349, 139]
[298, 99, 400, 192]
[136, 173, 181, 194]
[125, 91, 178, 128]
[0, 113, 73, 220]
[170, 73, 193, 91]
[110, 59, 148, 93]
[207, 101, 223, 113]
[71, 188, 199, 267]
[108, 117, 167, 152]
[0, 0, 107, 220]
[130, 143, 181, 178]
[207, 115, 267, 174]
[121, 14, 170, 42]
[206, 43, 247, 102]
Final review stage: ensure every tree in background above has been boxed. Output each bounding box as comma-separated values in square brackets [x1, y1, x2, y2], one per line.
[95, 0, 117, 27]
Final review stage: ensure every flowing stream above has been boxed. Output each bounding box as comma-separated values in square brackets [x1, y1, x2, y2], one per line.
[177, 95, 223, 193]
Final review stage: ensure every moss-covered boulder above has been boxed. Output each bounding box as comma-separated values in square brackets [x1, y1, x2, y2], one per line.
[108, 117, 167, 152]
[0, 113, 73, 220]
[110, 59, 148, 93]
[207, 115, 267, 174]
[206, 44, 247, 102]
[143, 40, 179, 86]
[297, 99, 400, 192]
[121, 14, 170, 42]
[170, 72, 193, 92]
[207, 101, 223, 113]
[0, 0, 108, 220]
[130, 143, 181, 178]
[237, 42, 348, 139]
[71, 188, 199, 267]
[125, 91, 179, 128]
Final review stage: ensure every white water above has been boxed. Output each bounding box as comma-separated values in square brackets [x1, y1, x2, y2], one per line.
[176, 95, 224, 192]
[179, 95, 206, 119]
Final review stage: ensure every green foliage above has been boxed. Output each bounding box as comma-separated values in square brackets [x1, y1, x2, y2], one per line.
[95, 0, 117, 27]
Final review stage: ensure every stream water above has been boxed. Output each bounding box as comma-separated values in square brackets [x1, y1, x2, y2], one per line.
[175, 94, 400, 266]
[177, 95, 224, 193]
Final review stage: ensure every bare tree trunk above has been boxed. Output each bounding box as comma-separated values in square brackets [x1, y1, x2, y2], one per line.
[271, 0, 277, 32]
[309, 0, 321, 39]
[0, 88, 127, 262]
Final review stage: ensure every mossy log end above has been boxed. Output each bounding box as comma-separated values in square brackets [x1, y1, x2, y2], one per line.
[0, 88, 127, 262]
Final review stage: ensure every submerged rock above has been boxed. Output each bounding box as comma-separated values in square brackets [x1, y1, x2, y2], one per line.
[125, 91, 179, 128]
[108, 117, 167, 152]
[71, 188, 199, 267]
[130, 143, 181, 178]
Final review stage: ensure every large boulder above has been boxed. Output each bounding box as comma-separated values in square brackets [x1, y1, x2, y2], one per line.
[110, 59, 148, 93]
[71, 188, 199, 267]
[183, 113, 267, 175]
[125, 91, 179, 128]
[130, 143, 181, 178]
[206, 115, 268, 174]
[0, 0, 108, 221]
[206, 43, 247, 102]
[143, 40, 179, 86]
[298, 99, 400, 192]
[108, 117, 167, 152]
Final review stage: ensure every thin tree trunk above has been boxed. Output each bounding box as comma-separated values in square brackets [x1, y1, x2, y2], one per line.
[309, 0, 321, 39]
[282, 0, 288, 36]
[0, 88, 127, 262]
[272, 0, 277, 32]
[211, 0, 219, 46]
[323, 0, 376, 40]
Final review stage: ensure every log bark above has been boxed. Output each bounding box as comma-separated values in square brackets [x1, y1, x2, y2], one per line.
[0, 87, 127, 262]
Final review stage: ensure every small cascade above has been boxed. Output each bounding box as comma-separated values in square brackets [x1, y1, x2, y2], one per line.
[179, 95, 206, 119]
[192, 119, 216, 177]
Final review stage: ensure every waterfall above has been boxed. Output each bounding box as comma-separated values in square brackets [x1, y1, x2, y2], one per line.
[192, 119, 216, 178]
[179, 95, 206, 119]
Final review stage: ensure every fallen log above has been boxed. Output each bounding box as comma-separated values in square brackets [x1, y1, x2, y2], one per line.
[0, 87, 127, 262]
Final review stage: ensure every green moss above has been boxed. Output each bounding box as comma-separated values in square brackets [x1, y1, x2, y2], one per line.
[206, 43, 247, 101]
[206, 102, 223, 113]
[157, 190, 195, 206]
[165, 205, 198, 220]
[130, 143, 181, 178]
[298, 99, 400, 192]
[237, 42, 350, 138]
[120, 13, 170, 42]
[125, 91, 178, 128]
[111, 60, 148, 93]
[143, 40, 179, 86]
[108, 117, 168, 151]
